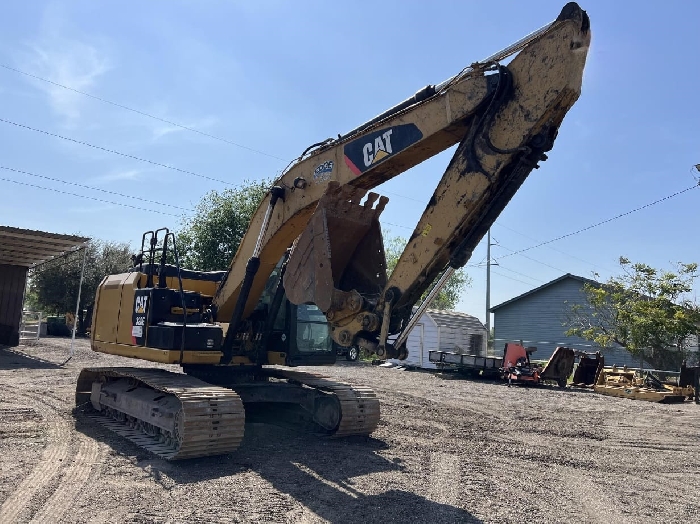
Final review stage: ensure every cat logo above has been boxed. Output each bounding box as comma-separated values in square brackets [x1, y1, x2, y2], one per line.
[135, 295, 148, 314]
[343, 124, 423, 176]
[363, 130, 394, 167]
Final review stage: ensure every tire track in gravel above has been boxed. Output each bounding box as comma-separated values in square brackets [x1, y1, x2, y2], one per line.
[31, 434, 102, 524]
[0, 393, 71, 523]
[0, 387, 102, 524]
[85, 508, 130, 524]
[560, 473, 632, 524]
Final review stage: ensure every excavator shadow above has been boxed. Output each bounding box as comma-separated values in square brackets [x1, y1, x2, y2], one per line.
[235, 425, 483, 523]
[74, 416, 481, 522]
[0, 346, 64, 370]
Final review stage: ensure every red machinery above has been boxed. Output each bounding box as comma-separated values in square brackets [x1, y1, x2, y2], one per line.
[501, 343, 541, 385]
[501, 343, 575, 387]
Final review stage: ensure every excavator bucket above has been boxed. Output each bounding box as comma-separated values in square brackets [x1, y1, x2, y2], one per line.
[540, 347, 576, 387]
[284, 181, 389, 315]
[571, 352, 603, 386]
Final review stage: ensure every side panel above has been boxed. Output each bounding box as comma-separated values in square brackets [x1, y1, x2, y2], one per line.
[92, 270, 235, 365]
[0, 264, 28, 347]
[92, 340, 222, 364]
[116, 273, 141, 346]
[92, 273, 128, 344]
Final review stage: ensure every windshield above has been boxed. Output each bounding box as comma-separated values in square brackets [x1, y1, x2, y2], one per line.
[296, 304, 332, 353]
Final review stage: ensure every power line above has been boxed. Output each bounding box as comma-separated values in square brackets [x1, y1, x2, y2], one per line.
[0, 177, 180, 217]
[466, 255, 488, 268]
[493, 264, 546, 283]
[0, 117, 231, 186]
[494, 221, 615, 273]
[494, 242, 567, 273]
[381, 189, 426, 204]
[383, 221, 414, 231]
[466, 238, 565, 274]
[386, 182, 700, 267]
[499, 183, 700, 259]
[509, 251, 565, 273]
[0, 166, 191, 211]
[0, 63, 287, 162]
[490, 269, 533, 286]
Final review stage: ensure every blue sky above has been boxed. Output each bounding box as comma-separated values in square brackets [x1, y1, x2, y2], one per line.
[1, 1, 699, 326]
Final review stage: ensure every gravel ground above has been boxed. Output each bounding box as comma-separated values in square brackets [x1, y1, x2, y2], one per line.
[1, 337, 699, 523]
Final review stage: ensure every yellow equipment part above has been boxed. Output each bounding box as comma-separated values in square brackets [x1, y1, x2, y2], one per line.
[90, 269, 231, 364]
[594, 366, 688, 403]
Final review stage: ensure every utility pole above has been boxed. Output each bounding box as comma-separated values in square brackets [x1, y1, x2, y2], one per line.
[486, 229, 491, 339]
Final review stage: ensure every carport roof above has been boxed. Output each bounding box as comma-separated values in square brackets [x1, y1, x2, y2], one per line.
[0, 226, 89, 268]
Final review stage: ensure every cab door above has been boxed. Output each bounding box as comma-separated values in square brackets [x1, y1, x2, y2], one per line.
[286, 303, 336, 366]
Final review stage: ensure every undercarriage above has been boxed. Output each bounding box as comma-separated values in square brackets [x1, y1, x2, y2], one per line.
[75, 366, 380, 460]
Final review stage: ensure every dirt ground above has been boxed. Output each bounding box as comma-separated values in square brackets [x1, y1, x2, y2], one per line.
[1, 338, 698, 523]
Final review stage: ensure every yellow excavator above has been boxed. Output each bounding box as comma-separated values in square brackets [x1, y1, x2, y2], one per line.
[75, 3, 591, 459]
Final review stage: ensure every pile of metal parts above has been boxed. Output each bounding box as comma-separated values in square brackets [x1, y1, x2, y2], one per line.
[593, 364, 697, 404]
[499, 344, 575, 387]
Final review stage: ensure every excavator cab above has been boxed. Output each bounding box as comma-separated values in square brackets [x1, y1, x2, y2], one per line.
[254, 254, 336, 366]
[264, 301, 336, 366]
[291, 304, 335, 364]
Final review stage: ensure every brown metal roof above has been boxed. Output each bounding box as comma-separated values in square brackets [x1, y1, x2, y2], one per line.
[0, 226, 89, 268]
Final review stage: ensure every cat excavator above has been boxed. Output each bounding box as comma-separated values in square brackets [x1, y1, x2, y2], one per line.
[75, 3, 591, 459]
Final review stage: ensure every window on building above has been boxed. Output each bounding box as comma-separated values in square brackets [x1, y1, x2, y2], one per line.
[470, 333, 483, 354]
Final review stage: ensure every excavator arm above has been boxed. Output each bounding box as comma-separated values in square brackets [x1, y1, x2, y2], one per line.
[214, 2, 590, 359]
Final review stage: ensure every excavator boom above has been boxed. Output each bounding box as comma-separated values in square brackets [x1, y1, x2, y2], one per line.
[214, 2, 590, 357]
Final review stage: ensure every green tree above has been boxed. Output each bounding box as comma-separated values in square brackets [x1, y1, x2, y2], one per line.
[383, 233, 471, 310]
[176, 179, 271, 271]
[28, 239, 132, 334]
[565, 257, 700, 370]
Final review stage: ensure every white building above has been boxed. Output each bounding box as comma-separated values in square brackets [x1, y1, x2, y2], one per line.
[390, 309, 487, 369]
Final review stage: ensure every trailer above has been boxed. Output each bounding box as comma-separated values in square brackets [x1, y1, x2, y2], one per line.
[429, 343, 576, 386]
[428, 350, 503, 378]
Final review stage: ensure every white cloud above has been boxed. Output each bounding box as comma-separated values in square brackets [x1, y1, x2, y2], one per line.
[151, 115, 219, 141]
[67, 203, 115, 214]
[91, 169, 142, 184]
[19, 3, 111, 123]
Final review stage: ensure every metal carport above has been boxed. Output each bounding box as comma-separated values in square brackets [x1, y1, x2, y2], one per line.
[0, 226, 89, 346]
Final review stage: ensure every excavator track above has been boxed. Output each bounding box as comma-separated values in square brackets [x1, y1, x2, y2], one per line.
[76, 367, 245, 460]
[265, 368, 380, 437]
